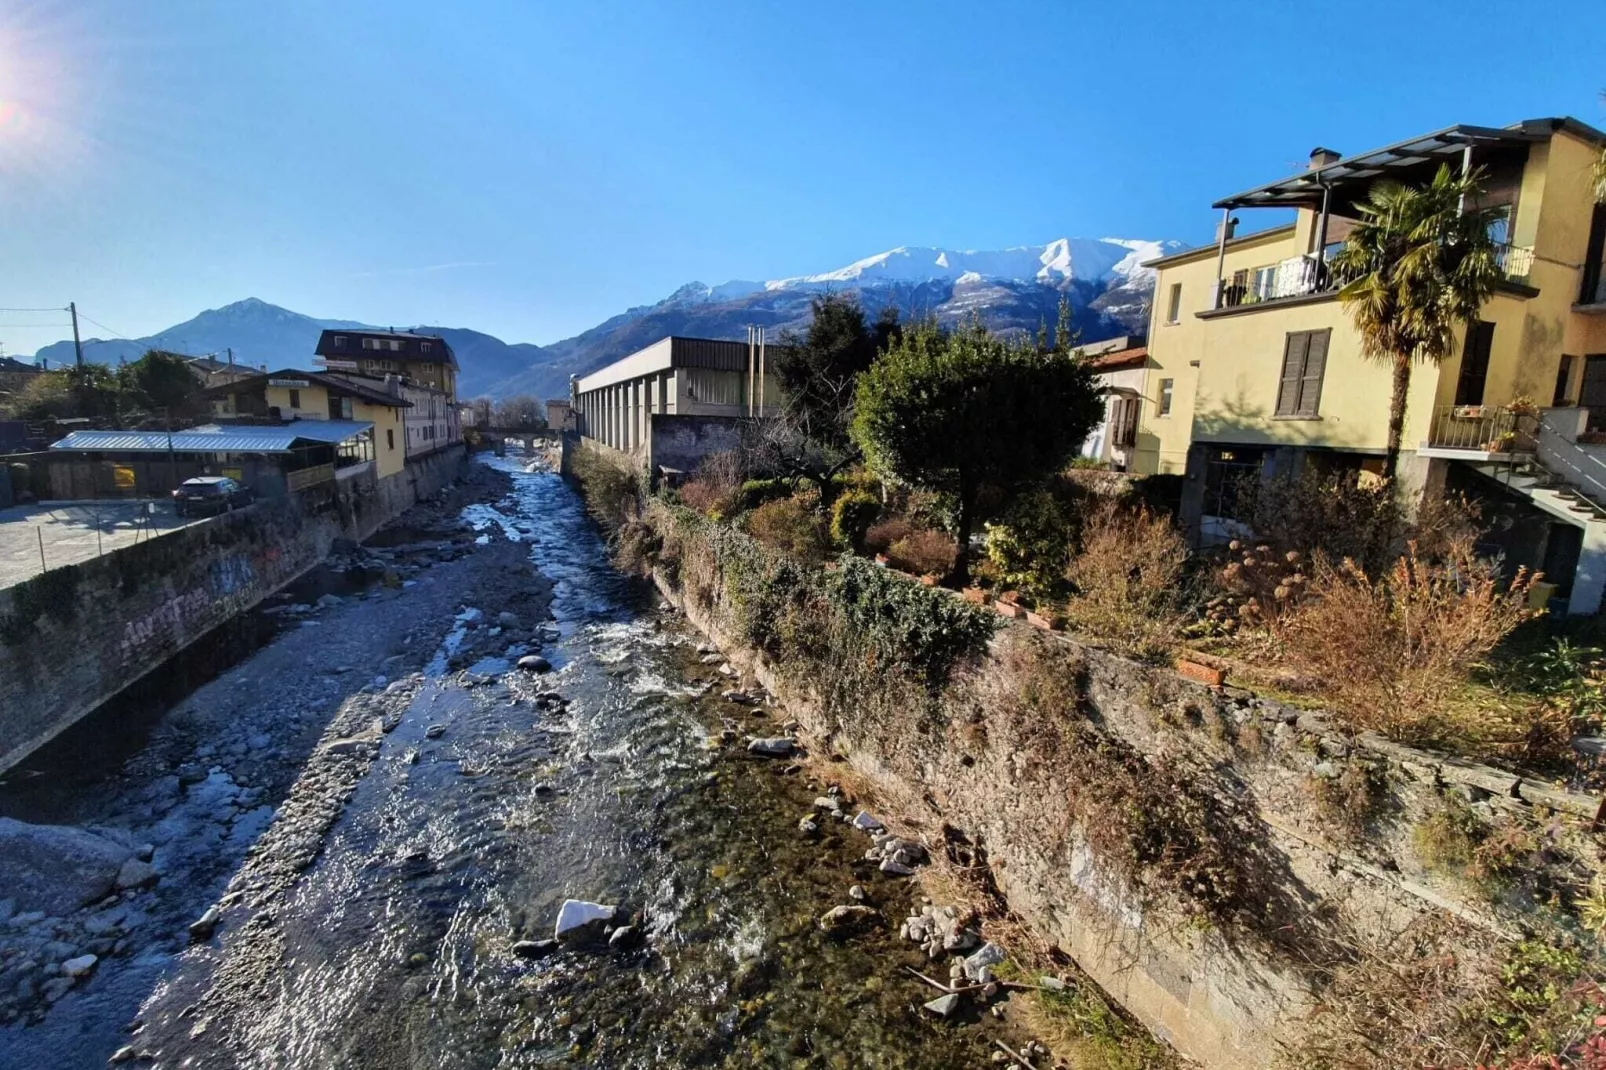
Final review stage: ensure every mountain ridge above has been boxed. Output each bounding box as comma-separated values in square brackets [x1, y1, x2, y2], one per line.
[27, 236, 1180, 401]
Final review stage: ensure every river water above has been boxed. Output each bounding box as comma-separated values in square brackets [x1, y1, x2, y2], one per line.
[132, 457, 1000, 1068]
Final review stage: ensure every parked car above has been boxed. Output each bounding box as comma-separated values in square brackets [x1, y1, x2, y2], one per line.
[172, 476, 255, 517]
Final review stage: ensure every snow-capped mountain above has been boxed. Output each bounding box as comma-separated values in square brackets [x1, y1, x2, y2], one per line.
[494, 237, 1180, 397]
[27, 237, 1180, 401]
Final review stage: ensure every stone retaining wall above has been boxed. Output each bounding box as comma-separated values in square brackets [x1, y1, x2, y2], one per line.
[0, 447, 465, 774]
[643, 518, 1600, 1068]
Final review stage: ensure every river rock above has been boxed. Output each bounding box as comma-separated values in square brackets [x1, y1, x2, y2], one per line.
[61, 953, 97, 978]
[607, 925, 640, 949]
[797, 817, 819, 835]
[699, 653, 725, 665]
[554, 899, 615, 944]
[513, 938, 559, 959]
[817, 905, 879, 934]
[115, 858, 159, 891]
[189, 906, 221, 942]
[852, 812, 884, 832]
[746, 738, 795, 758]
[848, 884, 867, 902]
[963, 942, 1005, 981]
[0, 818, 133, 913]
[878, 859, 916, 877]
[424, 724, 448, 740]
[922, 993, 962, 1018]
[497, 611, 521, 629]
[518, 655, 552, 673]
[811, 797, 837, 811]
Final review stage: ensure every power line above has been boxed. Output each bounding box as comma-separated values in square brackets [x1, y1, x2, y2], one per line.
[75, 312, 135, 340]
[0, 306, 69, 313]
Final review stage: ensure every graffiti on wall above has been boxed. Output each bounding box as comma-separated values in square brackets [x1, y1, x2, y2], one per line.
[116, 542, 299, 666]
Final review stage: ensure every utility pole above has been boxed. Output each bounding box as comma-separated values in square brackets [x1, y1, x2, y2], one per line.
[69, 302, 84, 367]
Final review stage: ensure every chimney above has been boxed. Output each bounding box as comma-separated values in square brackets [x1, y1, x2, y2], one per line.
[1309, 146, 1341, 170]
[1216, 216, 1238, 244]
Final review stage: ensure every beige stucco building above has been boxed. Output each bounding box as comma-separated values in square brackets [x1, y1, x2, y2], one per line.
[1135, 116, 1606, 612]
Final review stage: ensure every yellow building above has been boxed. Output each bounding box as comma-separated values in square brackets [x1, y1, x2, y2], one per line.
[203, 369, 410, 480]
[1136, 116, 1606, 612]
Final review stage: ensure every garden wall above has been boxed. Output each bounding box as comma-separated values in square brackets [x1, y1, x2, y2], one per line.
[0, 446, 465, 773]
[642, 504, 1601, 1069]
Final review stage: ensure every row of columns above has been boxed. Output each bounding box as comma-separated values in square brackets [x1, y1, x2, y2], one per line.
[576, 372, 673, 454]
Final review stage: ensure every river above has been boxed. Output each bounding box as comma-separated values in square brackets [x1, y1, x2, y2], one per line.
[9, 457, 1008, 1068]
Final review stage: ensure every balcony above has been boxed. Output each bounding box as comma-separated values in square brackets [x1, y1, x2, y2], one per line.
[1214, 255, 1333, 310]
[1419, 404, 1539, 460]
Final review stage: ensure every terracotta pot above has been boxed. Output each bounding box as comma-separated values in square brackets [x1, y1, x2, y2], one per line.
[919, 573, 939, 587]
[874, 554, 890, 567]
[960, 587, 989, 605]
[994, 601, 1024, 619]
[998, 590, 1021, 605]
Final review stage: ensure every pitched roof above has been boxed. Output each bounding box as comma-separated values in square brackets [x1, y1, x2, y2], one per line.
[50, 420, 375, 453]
[314, 328, 458, 368]
[0, 357, 43, 374]
[200, 368, 413, 408]
[1090, 346, 1147, 371]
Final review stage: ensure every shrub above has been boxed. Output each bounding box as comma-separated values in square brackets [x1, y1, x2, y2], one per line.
[737, 477, 793, 512]
[1277, 541, 1538, 745]
[826, 555, 998, 686]
[864, 516, 913, 555]
[744, 495, 831, 563]
[1233, 469, 1404, 576]
[568, 447, 641, 532]
[887, 528, 957, 577]
[1062, 501, 1189, 660]
[678, 450, 746, 518]
[983, 488, 1075, 600]
[830, 489, 880, 550]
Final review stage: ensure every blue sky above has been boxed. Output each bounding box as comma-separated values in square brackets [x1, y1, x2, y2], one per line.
[1, 0, 1603, 357]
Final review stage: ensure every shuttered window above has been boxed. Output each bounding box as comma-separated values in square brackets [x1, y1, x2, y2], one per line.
[1274, 329, 1330, 417]
[1454, 321, 1495, 407]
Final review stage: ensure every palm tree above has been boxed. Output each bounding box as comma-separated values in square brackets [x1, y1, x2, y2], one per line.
[1332, 164, 1502, 479]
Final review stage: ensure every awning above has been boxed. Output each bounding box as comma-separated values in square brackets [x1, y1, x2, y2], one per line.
[50, 420, 374, 454]
[1213, 124, 1544, 210]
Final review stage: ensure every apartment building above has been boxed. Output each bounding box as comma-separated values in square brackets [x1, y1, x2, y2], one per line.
[1134, 116, 1606, 611]
[1075, 336, 1148, 470]
[200, 368, 407, 479]
[313, 329, 461, 456]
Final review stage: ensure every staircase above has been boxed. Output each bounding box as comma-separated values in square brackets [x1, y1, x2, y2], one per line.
[1469, 456, 1606, 524]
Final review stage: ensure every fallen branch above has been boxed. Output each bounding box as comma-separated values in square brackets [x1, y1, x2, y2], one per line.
[993, 1039, 1038, 1070]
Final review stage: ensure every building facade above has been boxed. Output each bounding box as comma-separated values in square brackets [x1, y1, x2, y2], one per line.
[313, 329, 461, 454]
[202, 369, 409, 480]
[1075, 337, 1149, 470]
[1134, 116, 1606, 612]
[571, 336, 779, 458]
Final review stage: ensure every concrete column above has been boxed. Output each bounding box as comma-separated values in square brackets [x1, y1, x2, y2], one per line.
[1572, 525, 1606, 615]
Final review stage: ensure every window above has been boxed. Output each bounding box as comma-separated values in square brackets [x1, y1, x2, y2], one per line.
[333, 335, 347, 349]
[288, 388, 301, 409]
[1157, 379, 1173, 417]
[386, 428, 395, 451]
[362, 338, 376, 350]
[1251, 265, 1278, 302]
[421, 342, 432, 354]
[1110, 397, 1140, 448]
[1555, 355, 1577, 407]
[1274, 330, 1330, 417]
[388, 339, 401, 352]
[1454, 321, 1495, 407]
[1165, 283, 1182, 324]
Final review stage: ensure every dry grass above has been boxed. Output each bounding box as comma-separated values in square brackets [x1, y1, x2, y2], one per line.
[1275, 540, 1538, 748]
[677, 450, 746, 518]
[1062, 501, 1189, 660]
[742, 493, 832, 563]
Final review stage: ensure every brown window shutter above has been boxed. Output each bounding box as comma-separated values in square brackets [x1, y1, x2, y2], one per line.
[1297, 330, 1329, 416]
[1276, 333, 1308, 416]
[1454, 321, 1494, 406]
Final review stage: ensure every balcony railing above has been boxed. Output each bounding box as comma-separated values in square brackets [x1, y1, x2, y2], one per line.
[1425, 405, 1539, 453]
[287, 463, 335, 492]
[1215, 255, 1334, 309]
[1492, 242, 1535, 283]
[1215, 241, 1537, 312]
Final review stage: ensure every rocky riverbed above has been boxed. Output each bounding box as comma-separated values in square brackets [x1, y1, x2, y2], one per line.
[0, 455, 1076, 1069]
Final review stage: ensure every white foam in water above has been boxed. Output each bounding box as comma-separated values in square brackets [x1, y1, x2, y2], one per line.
[460, 502, 525, 543]
[425, 607, 483, 676]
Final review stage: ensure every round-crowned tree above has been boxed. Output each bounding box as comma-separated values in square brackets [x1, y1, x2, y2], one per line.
[850, 317, 1104, 585]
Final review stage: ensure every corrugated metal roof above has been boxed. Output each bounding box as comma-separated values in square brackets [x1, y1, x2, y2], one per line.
[50, 420, 374, 454]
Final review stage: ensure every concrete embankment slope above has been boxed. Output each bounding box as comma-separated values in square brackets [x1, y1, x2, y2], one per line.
[0, 447, 466, 774]
[638, 503, 1601, 1070]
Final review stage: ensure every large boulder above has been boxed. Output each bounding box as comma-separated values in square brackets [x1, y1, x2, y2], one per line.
[0, 818, 132, 913]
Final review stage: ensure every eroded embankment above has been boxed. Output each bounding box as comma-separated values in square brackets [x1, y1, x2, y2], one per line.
[631, 496, 1606, 1070]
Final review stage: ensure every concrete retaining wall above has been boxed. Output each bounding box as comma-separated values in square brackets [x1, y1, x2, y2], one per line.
[0, 446, 465, 774]
[645, 518, 1600, 1068]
